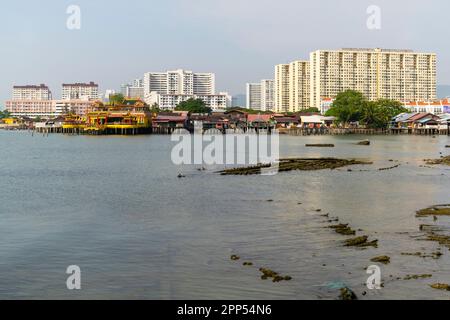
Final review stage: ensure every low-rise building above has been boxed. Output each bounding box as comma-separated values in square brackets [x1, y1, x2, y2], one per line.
[5, 99, 96, 118]
[403, 99, 450, 114]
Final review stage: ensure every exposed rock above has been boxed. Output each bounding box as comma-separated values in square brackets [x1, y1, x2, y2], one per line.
[401, 251, 442, 259]
[357, 140, 370, 146]
[370, 256, 391, 264]
[426, 233, 450, 249]
[344, 236, 378, 248]
[403, 274, 432, 280]
[305, 144, 335, 147]
[378, 164, 400, 171]
[425, 156, 450, 166]
[416, 205, 450, 217]
[329, 224, 356, 236]
[430, 283, 450, 291]
[339, 287, 358, 300]
[259, 268, 278, 279]
[219, 158, 372, 175]
[259, 268, 292, 283]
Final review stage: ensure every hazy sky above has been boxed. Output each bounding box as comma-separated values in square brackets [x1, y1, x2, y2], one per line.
[1, 0, 449, 104]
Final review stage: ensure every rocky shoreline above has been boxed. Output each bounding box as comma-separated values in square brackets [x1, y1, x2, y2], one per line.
[219, 158, 373, 175]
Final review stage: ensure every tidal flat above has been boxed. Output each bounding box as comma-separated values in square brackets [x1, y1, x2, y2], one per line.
[0, 131, 449, 299]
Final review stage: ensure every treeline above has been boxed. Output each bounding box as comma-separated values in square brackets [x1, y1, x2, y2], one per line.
[325, 90, 407, 128]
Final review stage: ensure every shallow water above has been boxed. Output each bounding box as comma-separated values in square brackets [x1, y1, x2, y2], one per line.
[0, 131, 449, 299]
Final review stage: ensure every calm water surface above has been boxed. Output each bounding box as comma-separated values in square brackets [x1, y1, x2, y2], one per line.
[0, 131, 449, 299]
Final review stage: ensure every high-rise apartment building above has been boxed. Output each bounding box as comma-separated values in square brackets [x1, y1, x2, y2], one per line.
[143, 69, 215, 96]
[261, 79, 275, 112]
[310, 48, 436, 108]
[12, 84, 52, 100]
[143, 69, 219, 109]
[246, 83, 262, 110]
[246, 80, 274, 111]
[62, 82, 99, 100]
[289, 61, 310, 112]
[274, 61, 310, 113]
[275, 64, 290, 113]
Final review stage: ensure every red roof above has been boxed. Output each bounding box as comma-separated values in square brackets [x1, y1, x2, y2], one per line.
[406, 113, 433, 122]
[154, 115, 186, 122]
[248, 114, 272, 122]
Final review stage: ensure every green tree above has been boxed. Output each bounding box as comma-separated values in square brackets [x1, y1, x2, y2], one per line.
[109, 93, 125, 106]
[363, 99, 407, 128]
[150, 103, 161, 114]
[225, 107, 273, 115]
[0, 110, 10, 119]
[175, 98, 211, 113]
[299, 107, 320, 113]
[325, 90, 366, 125]
[326, 90, 407, 128]
[360, 101, 381, 128]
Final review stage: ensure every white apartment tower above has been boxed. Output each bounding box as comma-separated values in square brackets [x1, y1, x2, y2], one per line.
[62, 82, 99, 100]
[261, 79, 275, 111]
[246, 80, 274, 111]
[143, 69, 215, 96]
[246, 83, 262, 110]
[12, 84, 52, 100]
[274, 61, 310, 113]
[274, 64, 290, 113]
[289, 61, 310, 112]
[310, 48, 437, 108]
[143, 69, 223, 110]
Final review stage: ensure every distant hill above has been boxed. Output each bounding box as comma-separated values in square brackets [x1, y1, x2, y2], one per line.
[437, 85, 450, 99]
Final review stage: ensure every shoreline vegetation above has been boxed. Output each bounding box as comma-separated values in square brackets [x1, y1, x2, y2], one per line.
[219, 158, 373, 175]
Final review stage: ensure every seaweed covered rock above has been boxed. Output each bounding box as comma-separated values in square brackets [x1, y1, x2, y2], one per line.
[339, 287, 358, 300]
[403, 274, 432, 280]
[426, 233, 450, 249]
[329, 224, 356, 236]
[259, 268, 292, 283]
[344, 236, 378, 248]
[416, 205, 450, 217]
[370, 256, 391, 264]
[425, 156, 450, 166]
[430, 283, 450, 291]
[306, 144, 335, 148]
[357, 140, 370, 146]
[219, 158, 372, 175]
